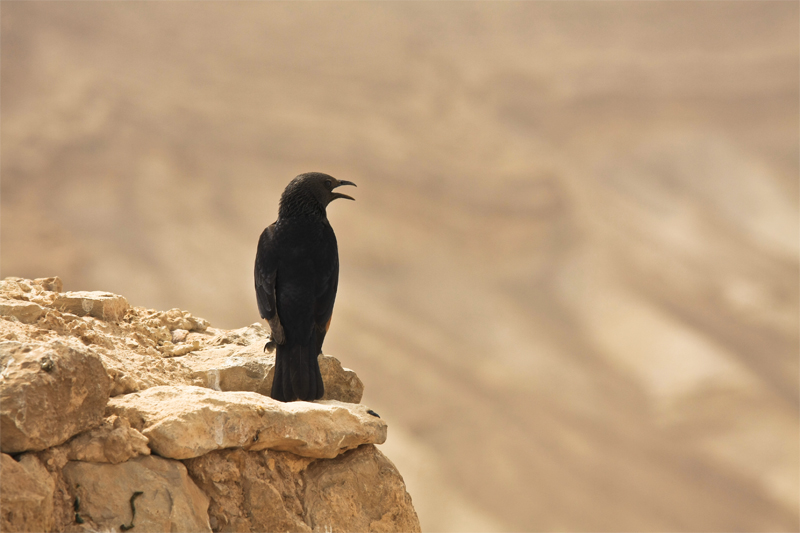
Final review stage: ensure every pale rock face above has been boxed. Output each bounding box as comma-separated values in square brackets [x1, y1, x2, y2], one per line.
[106, 385, 387, 460]
[58, 415, 150, 464]
[304, 445, 421, 533]
[53, 291, 129, 322]
[185, 445, 421, 533]
[0, 277, 62, 301]
[33, 277, 64, 293]
[205, 323, 269, 347]
[318, 354, 364, 403]
[184, 342, 365, 403]
[0, 340, 112, 453]
[0, 300, 45, 324]
[0, 453, 56, 533]
[183, 345, 274, 395]
[62, 455, 211, 533]
[155, 307, 211, 332]
[185, 448, 313, 533]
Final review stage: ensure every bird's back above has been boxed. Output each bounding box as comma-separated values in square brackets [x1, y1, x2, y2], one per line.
[255, 172, 354, 402]
[268, 217, 338, 400]
[273, 217, 337, 312]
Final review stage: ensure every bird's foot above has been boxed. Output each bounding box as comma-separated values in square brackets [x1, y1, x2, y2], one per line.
[263, 337, 277, 353]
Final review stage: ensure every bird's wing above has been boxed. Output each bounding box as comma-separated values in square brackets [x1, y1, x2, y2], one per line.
[314, 250, 339, 336]
[254, 224, 279, 321]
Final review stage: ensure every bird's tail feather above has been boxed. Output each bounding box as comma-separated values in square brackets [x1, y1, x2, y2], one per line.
[272, 342, 324, 402]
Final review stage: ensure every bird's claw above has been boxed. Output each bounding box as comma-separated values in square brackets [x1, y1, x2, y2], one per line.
[264, 338, 277, 353]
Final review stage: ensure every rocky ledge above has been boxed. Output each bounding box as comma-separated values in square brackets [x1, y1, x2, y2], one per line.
[0, 277, 420, 533]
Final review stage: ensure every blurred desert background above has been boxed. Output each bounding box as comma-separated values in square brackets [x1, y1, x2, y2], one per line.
[2, 2, 798, 531]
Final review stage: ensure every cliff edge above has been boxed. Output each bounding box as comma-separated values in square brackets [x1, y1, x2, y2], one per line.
[0, 276, 420, 533]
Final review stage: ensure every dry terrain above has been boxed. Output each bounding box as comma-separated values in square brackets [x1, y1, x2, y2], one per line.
[2, 2, 798, 531]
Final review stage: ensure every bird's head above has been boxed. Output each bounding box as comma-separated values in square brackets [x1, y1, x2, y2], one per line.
[278, 172, 357, 218]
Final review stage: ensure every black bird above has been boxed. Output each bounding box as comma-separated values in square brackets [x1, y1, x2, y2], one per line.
[254, 172, 356, 402]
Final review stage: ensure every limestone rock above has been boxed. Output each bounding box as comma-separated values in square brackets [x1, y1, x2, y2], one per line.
[0, 300, 45, 324]
[62, 455, 211, 533]
[184, 445, 420, 533]
[33, 277, 63, 293]
[151, 307, 210, 332]
[59, 415, 150, 464]
[0, 277, 62, 313]
[304, 445, 421, 533]
[318, 354, 364, 403]
[0, 453, 55, 533]
[28, 446, 79, 531]
[171, 328, 189, 343]
[0, 276, 62, 295]
[106, 385, 387, 460]
[206, 323, 269, 347]
[0, 340, 112, 453]
[100, 348, 199, 397]
[0, 278, 418, 532]
[185, 449, 313, 533]
[53, 291, 129, 322]
[184, 345, 273, 395]
[185, 342, 364, 403]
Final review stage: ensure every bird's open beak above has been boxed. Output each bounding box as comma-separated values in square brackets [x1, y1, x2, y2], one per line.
[332, 180, 357, 201]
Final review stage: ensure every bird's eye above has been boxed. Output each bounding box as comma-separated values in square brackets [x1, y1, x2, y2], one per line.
[325, 180, 332, 189]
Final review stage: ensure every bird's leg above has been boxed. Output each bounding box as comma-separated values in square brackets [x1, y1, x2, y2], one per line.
[264, 317, 286, 353]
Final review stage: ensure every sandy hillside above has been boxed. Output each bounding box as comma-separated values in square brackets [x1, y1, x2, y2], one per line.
[2, 2, 798, 531]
